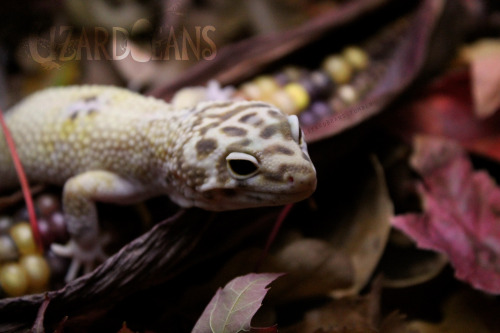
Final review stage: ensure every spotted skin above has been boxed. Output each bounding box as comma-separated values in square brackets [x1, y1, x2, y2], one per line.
[0, 85, 316, 281]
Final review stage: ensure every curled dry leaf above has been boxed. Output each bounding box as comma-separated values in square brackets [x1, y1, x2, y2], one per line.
[380, 230, 448, 288]
[281, 278, 385, 333]
[263, 238, 354, 302]
[196, 238, 354, 305]
[392, 135, 500, 294]
[329, 156, 393, 298]
[184, 154, 392, 308]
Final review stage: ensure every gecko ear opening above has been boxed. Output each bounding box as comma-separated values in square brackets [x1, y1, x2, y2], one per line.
[226, 152, 259, 180]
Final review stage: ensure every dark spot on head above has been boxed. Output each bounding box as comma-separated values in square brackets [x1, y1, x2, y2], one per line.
[70, 111, 79, 120]
[275, 146, 294, 155]
[195, 138, 218, 159]
[238, 139, 252, 146]
[260, 125, 278, 139]
[264, 145, 295, 156]
[238, 112, 264, 127]
[239, 112, 257, 123]
[260, 121, 292, 140]
[268, 109, 282, 119]
[263, 163, 312, 182]
[196, 101, 233, 115]
[207, 105, 247, 121]
[221, 126, 247, 137]
[216, 154, 230, 183]
[192, 117, 203, 128]
[207, 103, 270, 122]
[198, 122, 219, 135]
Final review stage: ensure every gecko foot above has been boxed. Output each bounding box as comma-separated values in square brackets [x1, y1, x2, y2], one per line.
[51, 240, 108, 282]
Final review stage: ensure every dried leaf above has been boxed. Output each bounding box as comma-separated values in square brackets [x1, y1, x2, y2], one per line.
[192, 273, 282, 333]
[385, 70, 500, 162]
[330, 156, 393, 297]
[379, 312, 417, 333]
[380, 231, 448, 288]
[392, 135, 500, 294]
[264, 238, 354, 302]
[281, 279, 381, 333]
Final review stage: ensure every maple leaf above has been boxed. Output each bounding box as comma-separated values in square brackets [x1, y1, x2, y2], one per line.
[192, 273, 282, 333]
[392, 135, 500, 294]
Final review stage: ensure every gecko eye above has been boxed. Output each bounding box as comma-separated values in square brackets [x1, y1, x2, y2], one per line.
[226, 152, 259, 179]
[288, 115, 303, 145]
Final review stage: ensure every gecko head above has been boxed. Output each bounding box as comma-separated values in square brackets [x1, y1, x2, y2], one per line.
[174, 100, 317, 211]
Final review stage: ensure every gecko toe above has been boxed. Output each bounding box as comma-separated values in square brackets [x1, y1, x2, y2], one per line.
[51, 240, 107, 282]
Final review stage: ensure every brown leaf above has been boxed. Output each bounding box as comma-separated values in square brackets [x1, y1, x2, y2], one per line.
[281, 279, 382, 333]
[198, 238, 354, 304]
[264, 238, 354, 302]
[380, 312, 417, 333]
[380, 231, 448, 288]
[330, 157, 393, 297]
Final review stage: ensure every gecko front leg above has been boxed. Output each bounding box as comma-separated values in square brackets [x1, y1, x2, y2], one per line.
[51, 170, 147, 282]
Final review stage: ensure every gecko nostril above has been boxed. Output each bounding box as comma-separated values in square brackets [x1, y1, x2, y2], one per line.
[287, 176, 294, 183]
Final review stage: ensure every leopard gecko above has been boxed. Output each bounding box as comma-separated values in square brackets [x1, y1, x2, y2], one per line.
[0, 84, 317, 281]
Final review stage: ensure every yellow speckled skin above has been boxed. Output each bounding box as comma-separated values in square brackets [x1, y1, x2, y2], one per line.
[0, 85, 316, 281]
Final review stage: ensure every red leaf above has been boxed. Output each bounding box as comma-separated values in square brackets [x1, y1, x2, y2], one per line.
[392, 135, 500, 294]
[386, 70, 500, 162]
[192, 273, 283, 333]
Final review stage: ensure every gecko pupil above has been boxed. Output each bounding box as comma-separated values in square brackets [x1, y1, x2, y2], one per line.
[228, 159, 258, 176]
